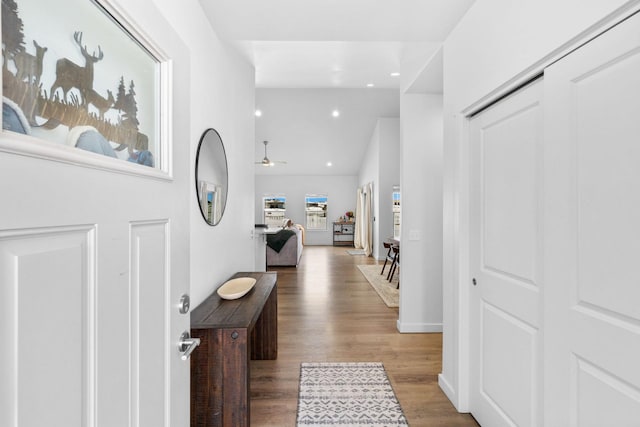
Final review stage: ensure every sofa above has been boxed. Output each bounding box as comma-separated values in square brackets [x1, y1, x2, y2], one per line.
[266, 225, 304, 267]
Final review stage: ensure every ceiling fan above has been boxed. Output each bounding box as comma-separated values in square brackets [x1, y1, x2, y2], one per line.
[255, 140, 287, 167]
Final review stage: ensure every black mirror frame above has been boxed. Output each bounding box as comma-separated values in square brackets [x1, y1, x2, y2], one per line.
[195, 128, 228, 226]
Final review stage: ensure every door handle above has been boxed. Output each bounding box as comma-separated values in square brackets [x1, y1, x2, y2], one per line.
[178, 331, 200, 361]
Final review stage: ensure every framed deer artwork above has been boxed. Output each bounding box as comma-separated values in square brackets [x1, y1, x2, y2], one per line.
[1, 0, 163, 171]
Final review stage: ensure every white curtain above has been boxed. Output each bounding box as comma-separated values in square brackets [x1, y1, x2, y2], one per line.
[354, 187, 364, 249]
[354, 183, 373, 255]
[363, 182, 373, 256]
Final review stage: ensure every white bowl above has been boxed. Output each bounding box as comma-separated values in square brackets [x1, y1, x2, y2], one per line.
[216, 277, 257, 300]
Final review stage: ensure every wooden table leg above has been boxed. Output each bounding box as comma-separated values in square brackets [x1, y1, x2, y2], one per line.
[251, 283, 278, 360]
[191, 328, 250, 427]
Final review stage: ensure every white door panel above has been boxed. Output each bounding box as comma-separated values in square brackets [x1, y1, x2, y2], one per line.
[0, 168, 187, 427]
[575, 46, 640, 323]
[0, 2, 190, 425]
[480, 302, 538, 426]
[481, 110, 539, 285]
[544, 11, 640, 426]
[470, 80, 543, 427]
[0, 227, 95, 427]
[575, 357, 640, 427]
[131, 221, 169, 426]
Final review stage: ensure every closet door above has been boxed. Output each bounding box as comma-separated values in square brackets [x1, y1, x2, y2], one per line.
[543, 12, 640, 426]
[469, 80, 543, 427]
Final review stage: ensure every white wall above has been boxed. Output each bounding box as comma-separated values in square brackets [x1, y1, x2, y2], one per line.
[358, 118, 400, 260]
[153, 0, 256, 307]
[378, 119, 401, 255]
[255, 175, 358, 245]
[440, 0, 638, 411]
[398, 94, 443, 333]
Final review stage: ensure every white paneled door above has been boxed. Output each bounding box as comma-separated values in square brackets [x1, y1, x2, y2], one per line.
[0, 38, 190, 427]
[469, 80, 543, 427]
[543, 12, 640, 427]
[0, 148, 190, 427]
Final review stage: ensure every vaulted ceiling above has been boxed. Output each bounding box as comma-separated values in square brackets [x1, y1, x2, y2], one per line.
[199, 0, 476, 175]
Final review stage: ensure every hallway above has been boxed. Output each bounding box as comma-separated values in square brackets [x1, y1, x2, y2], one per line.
[250, 245, 478, 426]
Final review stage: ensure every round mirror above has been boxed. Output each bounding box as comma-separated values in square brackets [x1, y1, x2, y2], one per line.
[195, 128, 228, 226]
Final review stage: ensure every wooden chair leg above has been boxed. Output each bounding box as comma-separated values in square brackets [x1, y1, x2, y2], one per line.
[389, 250, 400, 284]
[381, 243, 393, 275]
[387, 253, 397, 281]
[380, 257, 389, 275]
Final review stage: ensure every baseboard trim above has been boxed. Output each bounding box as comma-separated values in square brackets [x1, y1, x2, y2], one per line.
[438, 373, 460, 410]
[396, 320, 443, 333]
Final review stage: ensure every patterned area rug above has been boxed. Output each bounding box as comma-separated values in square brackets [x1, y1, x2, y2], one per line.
[296, 362, 408, 426]
[356, 264, 399, 308]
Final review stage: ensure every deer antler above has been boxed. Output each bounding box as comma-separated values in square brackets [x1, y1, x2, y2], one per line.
[73, 31, 103, 61]
[94, 45, 104, 61]
[73, 31, 83, 48]
[73, 31, 89, 58]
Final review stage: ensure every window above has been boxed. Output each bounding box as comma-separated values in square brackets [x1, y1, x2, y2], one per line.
[305, 195, 328, 230]
[263, 196, 286, 227]
[392, 186, 401, 239]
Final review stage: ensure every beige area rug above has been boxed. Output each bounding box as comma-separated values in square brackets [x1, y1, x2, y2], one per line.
[357, 264, 399, 308]
[346, 249, 366, 255]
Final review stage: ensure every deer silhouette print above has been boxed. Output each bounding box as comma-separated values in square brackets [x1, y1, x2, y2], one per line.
[14, 40, 48, 87]
[50, 31, 103, 104]
[85, 89, 115, 119]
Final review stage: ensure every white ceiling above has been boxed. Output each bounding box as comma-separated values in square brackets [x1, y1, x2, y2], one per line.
[198, 0, 475, 174]
[255, 88, 399, 175]
[237, 41, 407, 89]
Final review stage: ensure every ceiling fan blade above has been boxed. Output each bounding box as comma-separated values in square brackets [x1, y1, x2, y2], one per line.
[255, 141, 286, 166]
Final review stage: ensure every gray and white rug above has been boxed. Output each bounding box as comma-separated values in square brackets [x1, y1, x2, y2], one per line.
[296, 362, 409, 426]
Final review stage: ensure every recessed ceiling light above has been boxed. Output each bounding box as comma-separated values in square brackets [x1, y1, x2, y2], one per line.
[255, 109, 262, 117]
[326, 162, 332, 167]
[390, 72, 400, 77]
[332, 110, 340, 118]
[366, 83, 374, 87]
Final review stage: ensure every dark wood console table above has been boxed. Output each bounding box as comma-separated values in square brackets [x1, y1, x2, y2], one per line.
[190, 272, 277, 427]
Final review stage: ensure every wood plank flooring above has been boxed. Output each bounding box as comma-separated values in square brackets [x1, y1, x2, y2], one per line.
[250, 245, 478, 426]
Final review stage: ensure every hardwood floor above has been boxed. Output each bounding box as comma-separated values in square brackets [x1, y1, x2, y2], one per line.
[250, 245, 478, 426]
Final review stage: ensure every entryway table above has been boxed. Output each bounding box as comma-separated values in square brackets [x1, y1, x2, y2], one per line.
[190, 272, 278, 427]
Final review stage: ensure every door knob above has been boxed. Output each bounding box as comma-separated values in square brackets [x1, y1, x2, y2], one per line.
[178, 331, 200, 361]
